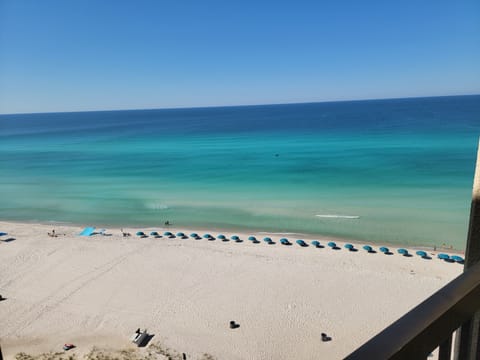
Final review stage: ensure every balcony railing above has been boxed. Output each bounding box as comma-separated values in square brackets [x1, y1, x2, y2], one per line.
[346, 140, 480, 360]
[344, 260, 480, 360]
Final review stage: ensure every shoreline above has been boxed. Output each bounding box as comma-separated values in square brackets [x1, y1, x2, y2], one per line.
[0, 220, 464, 359]
[0, 219, 464, 254]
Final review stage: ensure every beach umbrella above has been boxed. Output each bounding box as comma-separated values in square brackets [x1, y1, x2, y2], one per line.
[397, 248, 409, 256]
[363, 245, 373, 252]
[136, 231, 145, 236]
[263, 237, 272, 243]
[416, 250, 428, 258]
[217, 234, 226, 240]
[328, 241, 337, 248]
[176, 232, 185, 237]
[312, 240, 321, 248]
[203, 234, 211, 239]
[190, 233, 198, 238]
[280, 238, 290, 245]
[296, 239, 307, 247]
[379, 247, 389, 253]
[150, 231, 159, 236]
[164, 231, 173, 236]
[0, 232, 7, 236]
[437, 253, 450, 260]
[344, 243, 354, 250]
[231, 235, 240, 241]
[248, 236, 256, 241]
[451, 255, 464, 263]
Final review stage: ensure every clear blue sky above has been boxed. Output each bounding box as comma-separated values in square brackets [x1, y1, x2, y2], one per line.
[0, 0, 479, 114]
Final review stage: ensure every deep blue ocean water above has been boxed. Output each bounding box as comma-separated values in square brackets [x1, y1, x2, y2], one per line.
[1, 95, 479, 249]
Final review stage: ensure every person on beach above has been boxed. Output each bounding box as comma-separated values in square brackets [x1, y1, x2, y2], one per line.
[121, 229, 131, 237]
[48, 229, 57, 237]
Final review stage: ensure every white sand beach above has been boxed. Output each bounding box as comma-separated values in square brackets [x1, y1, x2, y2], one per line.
[0, 221, 463, 359]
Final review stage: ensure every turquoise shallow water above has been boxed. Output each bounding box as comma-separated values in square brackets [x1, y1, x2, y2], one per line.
[1, 96, 479, 249]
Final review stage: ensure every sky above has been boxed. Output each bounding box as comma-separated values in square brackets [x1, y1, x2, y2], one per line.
[0, 0, 479, 114]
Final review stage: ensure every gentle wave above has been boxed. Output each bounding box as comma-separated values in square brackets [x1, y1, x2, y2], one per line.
[315, 214, 360, 219]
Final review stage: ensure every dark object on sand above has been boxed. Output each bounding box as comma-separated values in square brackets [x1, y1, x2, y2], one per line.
[321, 333, 332, 342]
[229, 321, 240, 329]
[63, 343, 75, 350]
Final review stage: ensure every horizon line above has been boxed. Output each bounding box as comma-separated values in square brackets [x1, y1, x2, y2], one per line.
[1, 93, 479, 116]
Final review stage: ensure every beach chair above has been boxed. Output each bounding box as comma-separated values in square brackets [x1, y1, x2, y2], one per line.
[416, 250, 428, 259]
[363, 245, 374, 253]
[296, 239, 307, 247]
[437, 253, 450, 260]
[379, 247, 389, 254]
[451, 255, 464, 263]
[131, 329, 149, 347]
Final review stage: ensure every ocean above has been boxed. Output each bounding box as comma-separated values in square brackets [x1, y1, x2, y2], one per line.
[1, 95, 479, 249]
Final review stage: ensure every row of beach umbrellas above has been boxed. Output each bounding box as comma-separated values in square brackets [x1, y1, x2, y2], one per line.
[133, 231, 464, 264]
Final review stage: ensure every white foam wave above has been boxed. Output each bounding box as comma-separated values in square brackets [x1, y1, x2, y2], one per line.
[315, 214, 360, 219]
[144, 201, 169, 211]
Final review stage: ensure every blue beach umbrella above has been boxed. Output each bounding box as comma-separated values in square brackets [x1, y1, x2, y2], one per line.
[203, 234, 212, 239]
[344, 243, 354, 251]
[296, 239, 307, 247]
[164, 231, 173, 236]
[312, 240, 321, 248]
[451, 255, 464, 263]
[263, 237, 272, 243]
[0, 232, 8, 236]
[280, 238, 290, 245]
[136, 231, 145, 236]
[150, 231, 159, 236]
[437, 253, 450, 260]
[231, 235, 240, 241]
[328, 241, 337, 248]
[248, 236, 257, 241]
[176, 232, 185, 237]
[190, 233, 198, 238]
[363, 245, 373, 252]
[416, 250, 428, 258]
[217, 234, 226, 240]
[398, 248, 409, 256]
[379, 247, 389, 253]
